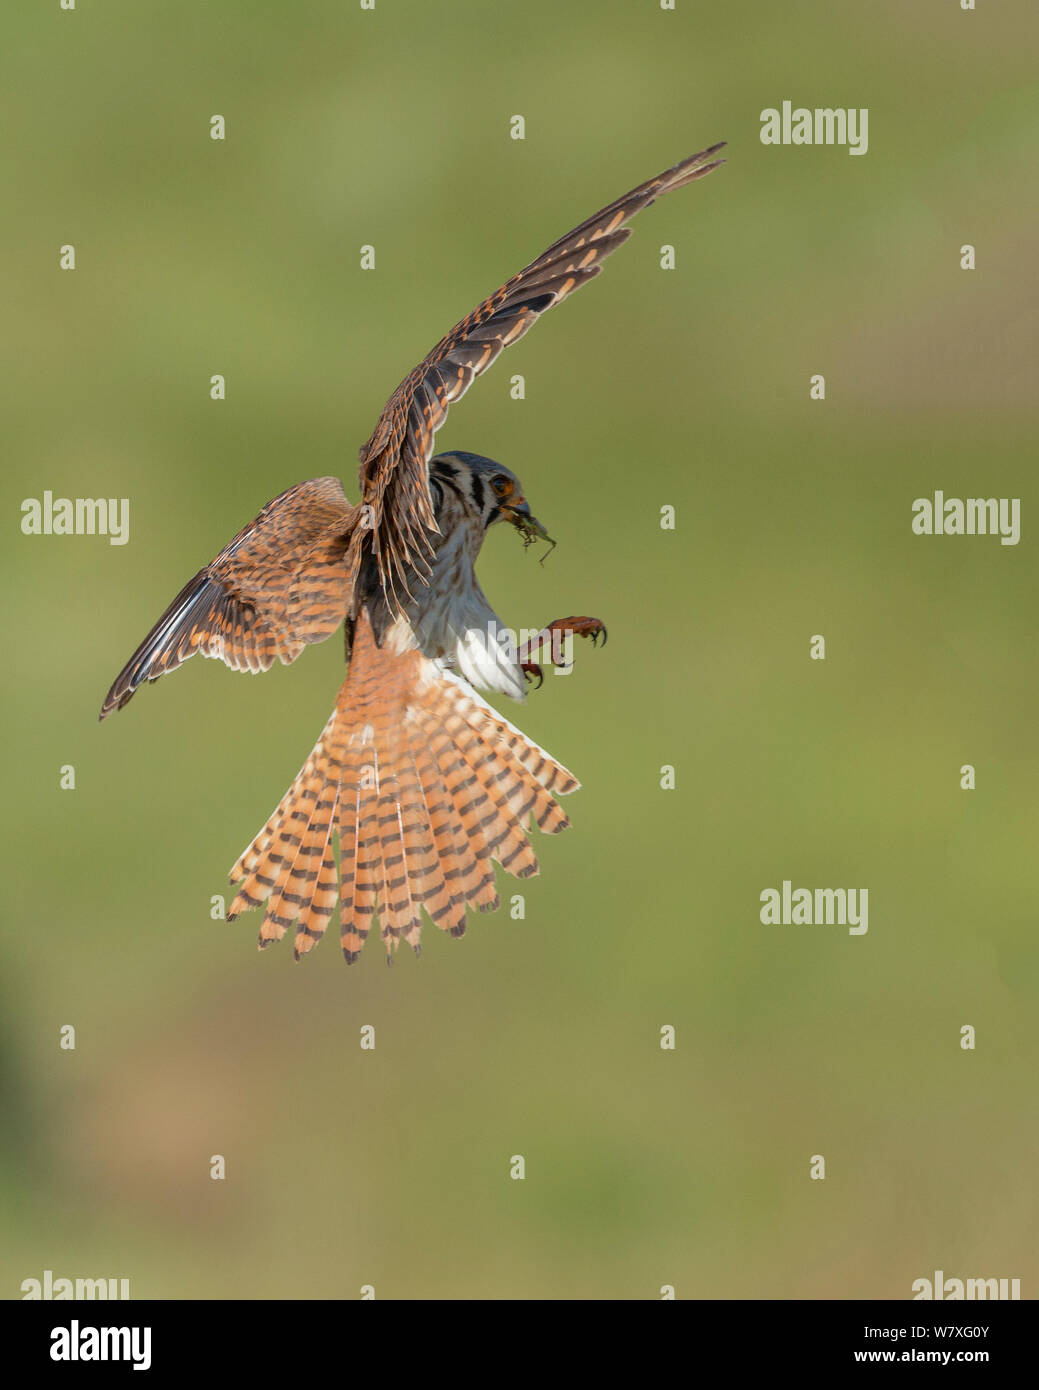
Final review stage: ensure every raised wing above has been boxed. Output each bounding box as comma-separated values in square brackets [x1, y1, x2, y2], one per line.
[356, 142, 726, 608]
[99, 477, 357, 719]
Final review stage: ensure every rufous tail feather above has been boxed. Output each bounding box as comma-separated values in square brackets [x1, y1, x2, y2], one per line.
[227, 615, 578, 962]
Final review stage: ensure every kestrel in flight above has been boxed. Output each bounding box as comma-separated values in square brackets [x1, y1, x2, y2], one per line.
[100, 143, 726, 964]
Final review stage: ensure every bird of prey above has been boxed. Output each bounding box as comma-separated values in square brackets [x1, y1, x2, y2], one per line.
[100, 143, 726, 965]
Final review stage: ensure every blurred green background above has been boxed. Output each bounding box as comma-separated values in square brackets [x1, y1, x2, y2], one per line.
[3, 0, 1037, 1299]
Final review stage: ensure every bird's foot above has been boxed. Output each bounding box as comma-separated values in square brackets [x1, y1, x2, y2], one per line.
[519, 616, 608, 687]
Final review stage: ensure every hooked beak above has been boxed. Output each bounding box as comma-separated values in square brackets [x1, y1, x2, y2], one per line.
[501, 496, 532, 525]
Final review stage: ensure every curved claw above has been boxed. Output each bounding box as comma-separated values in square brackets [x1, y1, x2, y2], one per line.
[574, 619, 607, 647]
[523, 663, 544, 691]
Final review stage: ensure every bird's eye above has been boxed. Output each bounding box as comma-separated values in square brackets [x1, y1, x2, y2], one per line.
[491, 476, 511, 497]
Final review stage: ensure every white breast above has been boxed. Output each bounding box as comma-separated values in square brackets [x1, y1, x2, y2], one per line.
[388, 518, 526, 701]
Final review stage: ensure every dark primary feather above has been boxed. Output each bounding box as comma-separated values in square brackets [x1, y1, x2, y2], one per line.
[99, 477, 356, 719]
[355, 142, 727, 611]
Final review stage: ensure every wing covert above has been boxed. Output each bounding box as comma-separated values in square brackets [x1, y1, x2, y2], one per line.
[100, 476, 357, 719]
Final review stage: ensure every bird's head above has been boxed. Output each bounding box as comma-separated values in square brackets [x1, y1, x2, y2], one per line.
[430, 451, 555, 554]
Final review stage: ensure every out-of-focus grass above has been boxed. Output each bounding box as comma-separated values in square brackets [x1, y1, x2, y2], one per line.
[2, 0, 1037, 1298]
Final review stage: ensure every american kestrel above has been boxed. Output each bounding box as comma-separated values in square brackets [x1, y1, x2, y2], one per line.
[100, 144, 726, 964]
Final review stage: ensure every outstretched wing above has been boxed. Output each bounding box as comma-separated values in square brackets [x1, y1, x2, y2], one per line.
[100, 476, 357, 719]
[356, 142, 726, 607]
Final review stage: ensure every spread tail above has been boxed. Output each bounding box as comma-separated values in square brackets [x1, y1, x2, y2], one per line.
[227, 616, 578, 962]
